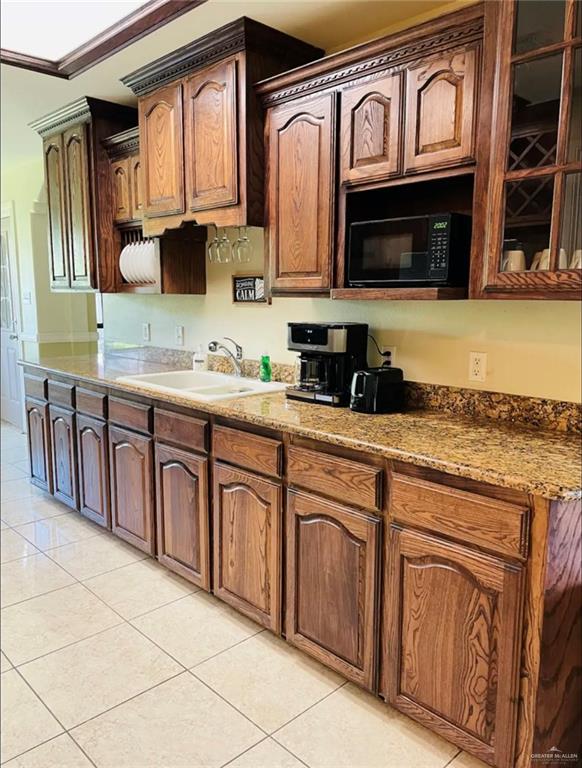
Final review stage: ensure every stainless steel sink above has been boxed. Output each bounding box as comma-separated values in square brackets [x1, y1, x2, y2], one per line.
[116, 370, 286, 402]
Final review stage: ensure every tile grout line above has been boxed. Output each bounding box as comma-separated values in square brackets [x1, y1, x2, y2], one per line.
[270, 679, 349, 739]
[442, 748, 463, 767]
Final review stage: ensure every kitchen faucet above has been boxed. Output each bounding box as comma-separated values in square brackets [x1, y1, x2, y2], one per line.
[208, 337, 243, 377]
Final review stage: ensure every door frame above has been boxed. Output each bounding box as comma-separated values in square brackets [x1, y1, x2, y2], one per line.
[1, 201, 25, 430]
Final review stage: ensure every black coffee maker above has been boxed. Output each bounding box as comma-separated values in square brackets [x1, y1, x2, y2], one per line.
[286, 322, 368, 406]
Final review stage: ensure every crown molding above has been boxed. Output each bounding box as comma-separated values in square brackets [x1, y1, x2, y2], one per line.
[102, 127, 140, 158]
[29, 97, 137, 138]
[1, 0, 206, 80]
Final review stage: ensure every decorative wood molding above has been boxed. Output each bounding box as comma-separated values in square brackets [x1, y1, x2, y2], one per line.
[121, 17, 323, 96]
[256, 4, 484, 106]
[29, 97, 137, 138]
[102, 127, 140, 159]
[1, 0, 206, 80]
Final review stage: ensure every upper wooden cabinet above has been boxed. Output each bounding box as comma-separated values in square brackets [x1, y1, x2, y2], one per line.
[32, 97, 137, 292]
[340, 72, 402, 183]
[184, 58, 238, 212]
[472, 0, 582, 299]
[104, 128, 143, 226]
[121, 18, 323, 236]
[111, 158, 132, 224]
[404, 46, 478, 172]
[139, 83, 185, 218]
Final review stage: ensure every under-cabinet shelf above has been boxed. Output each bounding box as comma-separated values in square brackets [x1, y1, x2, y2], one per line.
[330, 287, 467, 300]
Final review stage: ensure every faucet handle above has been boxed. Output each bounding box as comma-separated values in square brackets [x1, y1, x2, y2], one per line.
[223, 336, 243, 360]
[208, 340, 219, 353]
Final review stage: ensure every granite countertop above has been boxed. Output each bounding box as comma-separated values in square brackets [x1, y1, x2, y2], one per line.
[23, 353, 582, 501]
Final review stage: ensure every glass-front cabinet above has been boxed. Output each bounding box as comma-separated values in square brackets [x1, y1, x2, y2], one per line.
[479, 0, 581, 298]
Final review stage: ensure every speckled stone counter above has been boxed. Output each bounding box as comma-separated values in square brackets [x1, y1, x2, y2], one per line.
[22, 354, 582, 501]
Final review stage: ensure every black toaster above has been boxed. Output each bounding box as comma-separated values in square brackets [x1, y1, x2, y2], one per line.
[350, 366, 405, 414]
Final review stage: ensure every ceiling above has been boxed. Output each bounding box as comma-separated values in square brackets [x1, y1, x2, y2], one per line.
[1, 0, 472, 170]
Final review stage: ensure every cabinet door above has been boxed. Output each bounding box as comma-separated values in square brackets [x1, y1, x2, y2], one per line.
[111, 157, 132, 224]
[109, 425, 154, 554]
[383, 526, 523, 768]
[267, 93, 335, 292]
[184, 58, 238, 211]
[404, 46, 477, 172]
[340, 72, 402, 183]
[130, 155, 143, 220]
[155, 442, 210, 589]
[286, 490, 380, 690]
[43, 135, 69, 289]
[25, 398, 52, 493]
[213, 461, 282, 631]
[139, 83, 185, 217]
[77, 414, 110, 528]
[49, 404, 78, 509]
[63, 124, 94, 289]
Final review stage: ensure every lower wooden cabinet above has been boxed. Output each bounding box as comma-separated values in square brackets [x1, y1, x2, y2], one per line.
[286, 490, 381, 690]
[109, 425, 155, 554]
[76, 414, 110, 528]
[25, 397, 52, 493]
[48, 404, 78, 509]
[382, 525, 524, 768]
[155, 442, 210, 589]
[213, 461, 282, 631]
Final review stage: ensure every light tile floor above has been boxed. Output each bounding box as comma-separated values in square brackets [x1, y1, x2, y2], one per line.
[0, 421, 489, 768]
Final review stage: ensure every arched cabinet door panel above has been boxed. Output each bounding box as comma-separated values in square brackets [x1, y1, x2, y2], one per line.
[77, 414, 110, 528]
[155, 442, 210, 589]
[383, 525, 523, 768]
[139, 82, 185, 217]
[286, 490, 381, 690]
[43, 135, 69, 289]
[111, 158, 132, 224]
[49, 404, 78, 509]
[62, 124, 94, 288]
[404, 46, 478, 172]
[25, 398, 52, 493]
[184, 57, 238, 212]
[130, 156, 144, 220]
[340, 72, 402, 183]
[213, 461, 282, 631]
[267, 92, 336, 293]
[108, 425, 154, 554]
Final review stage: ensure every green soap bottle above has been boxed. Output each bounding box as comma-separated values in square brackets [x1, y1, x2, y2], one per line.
[259, 353, 272, 383]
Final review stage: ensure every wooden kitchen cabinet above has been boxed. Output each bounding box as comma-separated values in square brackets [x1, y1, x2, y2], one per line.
[404, 46, 478, 173]
[48, 404, 78, 509]
[25, 397, 52, 493]
[286, 489, 381, 690]
[32, 97, 137, 292]
[130, 155, 144, 219]
[340, 72, 402, 183]
[139, 82, 185, 218]
[109, 425, 155, 554]
[383, 525, 524, 768]
[184, 57, 238, 212]
[213, 461, 282, 631]
[111, 157, 132, 224]
[76, 414, 110, 528]
[155, 442, 210, 589]
[267, 93, 336, 293]
[62, 124, 93, 288]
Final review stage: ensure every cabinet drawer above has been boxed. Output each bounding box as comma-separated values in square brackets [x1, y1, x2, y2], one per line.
[76, 388, 107, 419]
[213, 425, 282, 478]
[287, 446, 382, 512]
[24, 373, 47, 400]
[154, 408, 208, 454]
[109, 396, 152, 434]
[48, 379, 75, 408]
[390, 473, 529, 560]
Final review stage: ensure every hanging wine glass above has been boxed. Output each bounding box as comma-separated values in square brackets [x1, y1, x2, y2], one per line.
[217, 228, 233, 263]
[207, 224, 220, 263]
[234, 227, 252, 263]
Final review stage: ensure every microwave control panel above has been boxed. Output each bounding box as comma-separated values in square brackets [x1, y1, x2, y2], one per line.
[428, 215, 450, 279]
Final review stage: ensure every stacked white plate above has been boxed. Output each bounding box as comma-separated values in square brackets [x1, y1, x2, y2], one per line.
[119, 240, 159, 284]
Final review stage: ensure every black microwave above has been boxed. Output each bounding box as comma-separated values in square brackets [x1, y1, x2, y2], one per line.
[347, 213, 471, 287]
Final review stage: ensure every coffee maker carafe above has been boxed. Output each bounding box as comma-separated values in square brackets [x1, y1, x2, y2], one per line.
[286, 322, 368, 406]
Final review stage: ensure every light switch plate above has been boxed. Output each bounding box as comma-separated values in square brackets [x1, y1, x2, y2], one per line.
[175, 325, 184, 346]
[142, 323, 151, 342]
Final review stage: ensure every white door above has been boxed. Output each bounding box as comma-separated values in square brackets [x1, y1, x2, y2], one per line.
[1, 209, 24, 429]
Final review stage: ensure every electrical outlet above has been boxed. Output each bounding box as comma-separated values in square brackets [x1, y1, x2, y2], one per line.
[381, 345, 396, 366]
[175, 325, 184, 346]
[142, 323, 151, 342]
[469, 351, 487, 382]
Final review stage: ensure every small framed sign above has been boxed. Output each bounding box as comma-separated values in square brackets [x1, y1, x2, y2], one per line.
[232, 274, 268, 304]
